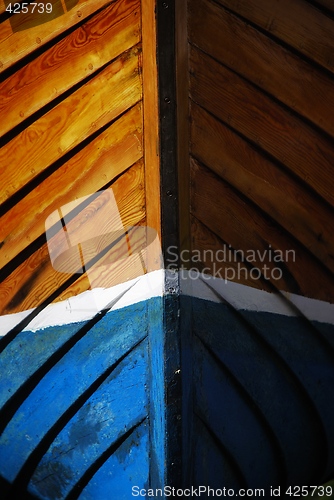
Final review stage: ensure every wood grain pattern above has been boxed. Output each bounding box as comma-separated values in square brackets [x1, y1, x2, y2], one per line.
[0, 161, 146, 314]
[0, 46, 142, 205]
[189, 45, 334, 208]
[214, 0, 334, 74]
[0, 0, 82, 15]
[0, 104, 143, 268]
[0, 0, 113, 72]
[141, 0, 161, 241]
[189, 0, 334, 138]
[311, 0, 334, 13]
[0, 0, 141, 137]
[190, 103, 334, 275]
[191, 158, 334, 302]
[190, 216, 273, 293]
[79, 224, 148, 290]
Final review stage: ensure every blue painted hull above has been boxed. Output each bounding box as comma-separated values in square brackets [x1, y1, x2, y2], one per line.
[0, 290, 334, 498]
[0, 297, 165, 499]
[183, 296, 334, 491]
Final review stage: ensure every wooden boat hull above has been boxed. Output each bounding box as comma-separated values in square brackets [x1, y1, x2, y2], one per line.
[0, 276, 334, 497]
[1, 0, 334, 496]
[0, 274, 165, 499]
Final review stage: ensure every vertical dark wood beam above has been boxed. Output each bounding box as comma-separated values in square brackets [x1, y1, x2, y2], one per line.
[157, 0, 182, 488]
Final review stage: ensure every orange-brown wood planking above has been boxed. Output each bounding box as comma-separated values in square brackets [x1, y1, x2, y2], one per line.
[0, 46, 142, 205]
[1, 104, 143, 269]
[0, 0, 114, 71]
[0, 161, 146, 314]
[0, 0, 141, 137]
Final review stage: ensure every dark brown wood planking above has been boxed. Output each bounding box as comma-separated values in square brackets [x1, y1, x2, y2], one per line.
[189, 45, 334, 209]
[189, 0, 334, 138]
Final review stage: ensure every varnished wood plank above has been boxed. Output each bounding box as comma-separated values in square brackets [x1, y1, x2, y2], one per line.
[189, 46, 334, 208]
[0, 0, 114, 72]
[214, 0, 334, 74]
[189, 0, 334, 138]
[58, 161, 147, 301]
[141, 0, 161, 241]
[75, 223, 151, 291]
[0, 0, 87, 15]
[190, 103, 334, 275]
[0, 0, 78, 16]
[0, 0, 141, 137]
[0, 104, 143, 268]
[190, 216, 273, 293]
[0, 161, 146, 314]
[312, 0, 334, 13]
[0, 46, 142, 205]
[191, 158, 334, 302]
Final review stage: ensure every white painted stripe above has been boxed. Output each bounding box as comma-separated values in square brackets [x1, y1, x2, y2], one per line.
[281, 291, 334, 326]
[1, 270, 333, 336]
[0, 270, 164, 336]
[179, 271, 334, 325]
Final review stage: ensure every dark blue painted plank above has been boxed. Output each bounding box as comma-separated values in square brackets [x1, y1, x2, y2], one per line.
[193, 335, 282, 488]
[78, 422, 149, 500]
[192, 415, 244, 490]
[28, 341, 148, 500]
[191, 298, 332, 486]
[244, 310, 334, 480]
[0, 301, 149, 483]
[314, 321, 334, 350]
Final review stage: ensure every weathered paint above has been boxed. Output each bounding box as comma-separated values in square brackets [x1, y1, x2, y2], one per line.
[0, 303, 148, 481]
[183, 288, 334, 488]
[1, 269, 334, 496]
[1, 0, 334, 495]
[0, 270, 164, 336]
[0, 293, 166, 499]
[28, 341, 148, 499]
[77, 421, 149, 500]
[147, 295, 167, 489]
[180, 272, 334, 324]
